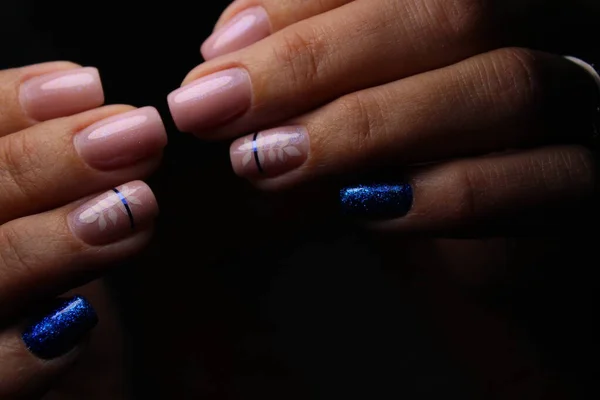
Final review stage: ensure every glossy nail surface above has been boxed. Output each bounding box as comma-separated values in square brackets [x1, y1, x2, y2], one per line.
[230, 126, 309, 178]
[22, 296, 97, 360]
[202, 6, 271, 60]
[68, 181, 158, 245]
[168, 68, 251, 134]
[340, 184, 413, 219]
[19, 67, 104, 121]
[74, 107, 167, 170]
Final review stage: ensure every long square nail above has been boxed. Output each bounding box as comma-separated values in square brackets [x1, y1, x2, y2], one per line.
[340, 183, 414, 219]
[201, 6, 271, 60]
[168, 68, 251, 134]
[74, 107, 167, 170]
[19, 67, 104, 121]
[22, 296, 97, 360]
[230, 126, 309, 178]
[68, 181, 159, 245]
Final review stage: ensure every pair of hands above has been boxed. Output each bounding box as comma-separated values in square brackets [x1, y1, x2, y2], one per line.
[1, 0, 599, 398]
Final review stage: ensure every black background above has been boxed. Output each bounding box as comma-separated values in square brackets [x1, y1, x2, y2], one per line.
[1, 1, 597, 399]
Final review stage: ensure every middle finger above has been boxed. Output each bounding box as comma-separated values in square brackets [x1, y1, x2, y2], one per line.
[0, 106, 167, 224]
[169, 0, 511, 137]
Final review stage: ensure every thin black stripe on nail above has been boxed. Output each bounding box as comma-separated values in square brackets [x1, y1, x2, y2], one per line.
[113, 188, 135, 229]
[252, 132, 264, 173]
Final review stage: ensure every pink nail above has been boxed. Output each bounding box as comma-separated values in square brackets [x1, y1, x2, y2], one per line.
[201, 6, 271, 60]
[68, 181, 158, 245]
[19, 67, 104, 121]
[230, 126, 309, 178]
[168, 68, 251, 134]
[74, 107, 167, 170]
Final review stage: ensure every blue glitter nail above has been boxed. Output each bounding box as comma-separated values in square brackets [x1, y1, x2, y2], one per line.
[340, 183, 413, 219]
[22, 296, 98, 360]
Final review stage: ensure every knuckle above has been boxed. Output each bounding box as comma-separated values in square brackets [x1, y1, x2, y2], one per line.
[0, 225, 38, 286]
[471, 48, 543, 116]
[544, 147, 596, 196]
[0, 133, 45, 200]
[335, 92, 386, 154]
[421, 0, 489, 41]
[272, 25, 328, 91]
[448, 163, 484, 222]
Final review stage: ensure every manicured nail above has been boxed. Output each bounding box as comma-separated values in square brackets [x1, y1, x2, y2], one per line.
[74, 107, 167, 170]
[201, 6, 271, 60]
[19, 67, 104, 121]
[230, 126, 309, 178]
[168, 68, 251, 134]
[340, 184, 414, 219]
[22, 296, 98, 360]
[68, 181, 158, 245]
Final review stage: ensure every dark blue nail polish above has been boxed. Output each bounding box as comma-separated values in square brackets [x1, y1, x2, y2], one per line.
[22, 296, 98, 360]
[340, 183, 413, 219]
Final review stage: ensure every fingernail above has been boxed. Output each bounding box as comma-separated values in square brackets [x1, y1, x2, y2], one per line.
[20, 67, 104, 121]
[168, 68, 251, 134]
[74, 107, 167, 170]
[22, 296, 98, 360]
[230, 126, 309, 178]
[340, 184, 414, 219]
[201, 6, 271, 60]
[68, 181, 159, 245]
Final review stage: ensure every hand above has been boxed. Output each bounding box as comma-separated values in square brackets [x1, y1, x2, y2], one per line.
[0, 62, 165, 398]
[168, 0, 598, 236]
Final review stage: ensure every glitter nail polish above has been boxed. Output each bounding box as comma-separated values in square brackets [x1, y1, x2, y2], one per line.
[22, 296, 98, 360]
[340, 183, 413, 219]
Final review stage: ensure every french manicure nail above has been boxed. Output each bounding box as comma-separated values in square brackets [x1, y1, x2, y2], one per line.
[230, 126, 309, 178]
[201, 6, 271, 60]
[68, 181, 158, 245]
[168, 68, 251, 134]
[22, 296, 98, 360]
[74, 107, 167, 170]
[19, 67, 104, 121]
[340, 184, 414, 219]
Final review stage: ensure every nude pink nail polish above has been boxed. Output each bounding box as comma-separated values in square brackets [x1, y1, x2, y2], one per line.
[201, 6, 271, 60]
[19, 67, 104, 121]
[230, 126, 310, 178]
[168, 68, 251, 134]
[74, 107, 167, 170]
[68, 181, 158, 245]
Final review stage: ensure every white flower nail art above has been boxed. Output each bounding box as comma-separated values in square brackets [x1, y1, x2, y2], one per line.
[78, 185, 142, 231]
[240, 132, 304, 168]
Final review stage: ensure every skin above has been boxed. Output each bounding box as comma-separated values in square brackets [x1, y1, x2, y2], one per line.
[1, 0, 598, 398]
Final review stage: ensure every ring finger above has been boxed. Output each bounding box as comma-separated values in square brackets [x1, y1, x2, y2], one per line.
[228, 48, 598, 187]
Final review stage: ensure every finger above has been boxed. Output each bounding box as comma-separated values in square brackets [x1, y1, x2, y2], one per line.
[0, 105, 167, 224]
[339, 146, 595, 236]
[0, 62, 104, 137]
[0, 297, 97, 399]
[228, 48, 598, 187]
[170, 0, 512, 137]
[203, 0, 354, 60]
[0, 181, 158, 318]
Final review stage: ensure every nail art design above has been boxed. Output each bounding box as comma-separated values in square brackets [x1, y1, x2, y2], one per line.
[78, 185, 141, 231]
[69, 181, 158, 245]
[22, 296, 98, 360]
[340, 183, 414, 220]
[231, 126, 309, 178]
